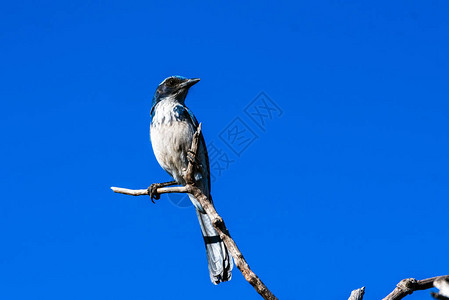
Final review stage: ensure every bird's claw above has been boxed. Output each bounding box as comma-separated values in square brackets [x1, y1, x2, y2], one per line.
[147, 184, 161, 203]
[187, 150, 200, 168]
[187, 150, 195, 164]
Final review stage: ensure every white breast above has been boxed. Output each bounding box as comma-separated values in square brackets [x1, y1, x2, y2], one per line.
[150, 100, 195, 184]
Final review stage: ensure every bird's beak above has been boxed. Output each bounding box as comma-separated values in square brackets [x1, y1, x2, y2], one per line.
[180, 78, 200, 89]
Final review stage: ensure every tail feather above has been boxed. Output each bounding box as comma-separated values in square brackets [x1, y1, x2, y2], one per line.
[194, 205, 233, 284]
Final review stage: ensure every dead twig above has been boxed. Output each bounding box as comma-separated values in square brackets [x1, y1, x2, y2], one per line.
[111, 186, 187, 196]
[348, 287, 365, 300]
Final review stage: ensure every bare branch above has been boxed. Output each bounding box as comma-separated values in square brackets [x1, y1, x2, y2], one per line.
[111, 123, 278, 300]
[382, 275, 449, 300]
[184, 184, 277, 300]
[348, 287, 365, 300]
[111, 186, 187, 196]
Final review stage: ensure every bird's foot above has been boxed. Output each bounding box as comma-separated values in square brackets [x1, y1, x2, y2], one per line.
[147, 184, 161, 203]
[147, 181, 178, 203]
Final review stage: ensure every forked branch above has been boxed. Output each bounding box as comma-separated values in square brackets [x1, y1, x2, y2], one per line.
[111, 123, 278, 300]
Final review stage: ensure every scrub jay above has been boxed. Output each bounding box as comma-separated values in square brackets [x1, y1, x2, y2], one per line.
[149, 76, 233, 284]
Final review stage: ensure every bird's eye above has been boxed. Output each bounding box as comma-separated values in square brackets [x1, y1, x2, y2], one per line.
[167, 78, 177, 87]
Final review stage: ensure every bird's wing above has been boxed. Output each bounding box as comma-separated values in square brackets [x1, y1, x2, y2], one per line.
[175, 104, 198, 127]
[176, 105, 212, 196]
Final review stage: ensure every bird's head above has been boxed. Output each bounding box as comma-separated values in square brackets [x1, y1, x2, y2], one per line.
[153, 76, 200, 104]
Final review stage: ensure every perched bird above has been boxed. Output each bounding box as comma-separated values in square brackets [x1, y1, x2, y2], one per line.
[149, 75, 233, 284]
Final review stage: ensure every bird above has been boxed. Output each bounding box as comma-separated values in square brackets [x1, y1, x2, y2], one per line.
[148, 75, 233, 284]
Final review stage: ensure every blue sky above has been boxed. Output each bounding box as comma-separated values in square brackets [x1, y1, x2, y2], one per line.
[1, 1, 448, 299]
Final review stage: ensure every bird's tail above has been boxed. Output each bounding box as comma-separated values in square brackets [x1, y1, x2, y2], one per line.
[193, 203, 233, 284]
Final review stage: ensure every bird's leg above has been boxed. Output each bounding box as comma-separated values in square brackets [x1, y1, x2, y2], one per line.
[147, 180, 178, 203]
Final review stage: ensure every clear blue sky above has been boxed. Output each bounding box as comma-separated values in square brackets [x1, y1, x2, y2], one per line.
[1, 1, 448, 299]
